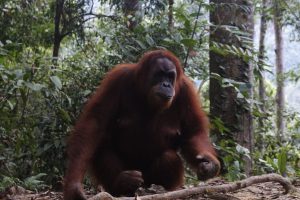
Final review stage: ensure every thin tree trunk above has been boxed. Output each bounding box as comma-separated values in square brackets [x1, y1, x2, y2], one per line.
[247, 21, 254, 176]
[258, 0, 267, 120]
[273, 0, 284, 141]
[209, 0, 254, 176]
[53, 0, 64, 59]
[168, 0, 174, 31]
[256, 0, 268, 152]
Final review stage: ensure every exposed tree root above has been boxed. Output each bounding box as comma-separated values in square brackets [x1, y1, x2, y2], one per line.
[88, 173, 299, 200]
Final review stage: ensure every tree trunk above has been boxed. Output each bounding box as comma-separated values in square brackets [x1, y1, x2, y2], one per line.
[53, 0, 64, 59]
[273, 0, 284, 141]
[168, 0, 174, 31]
[209, 0, 254, 176]
[258, 0, 267, 119]
[123, 0, 141, 30]
[257, 0, 268, 152]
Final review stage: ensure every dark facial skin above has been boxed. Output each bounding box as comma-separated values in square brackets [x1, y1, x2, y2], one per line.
[148, 58, 177, 108]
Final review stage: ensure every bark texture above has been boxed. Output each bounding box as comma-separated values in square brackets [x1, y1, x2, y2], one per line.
[168, 0, 174, 31]
[258, 0, 268, 119]
[273, 0, 285, 141]
[209, 0, 254, 175]
[53, 0, 64, 59]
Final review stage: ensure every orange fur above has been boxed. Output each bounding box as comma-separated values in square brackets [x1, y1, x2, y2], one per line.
[64, 50, 220, 200]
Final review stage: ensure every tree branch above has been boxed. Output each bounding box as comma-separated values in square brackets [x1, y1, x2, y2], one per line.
[183, 3, 201, 69]
[87, 174, 299, 200]
[60, 12, 120, 39]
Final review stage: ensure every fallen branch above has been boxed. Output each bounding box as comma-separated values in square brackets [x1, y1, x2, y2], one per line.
[88, 173, 299, 200]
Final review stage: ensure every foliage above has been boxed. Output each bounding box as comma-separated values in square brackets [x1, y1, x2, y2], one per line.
[0, 0, 53, 52]
[0, 173, 47, 191]
[282, 0, 300, 41]
[251, 81, 300, 177]
[0, 44, 105, 188]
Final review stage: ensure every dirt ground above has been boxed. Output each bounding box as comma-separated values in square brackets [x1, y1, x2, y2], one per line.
[1, 178, 300, 200]
[229, 181, 300, 200]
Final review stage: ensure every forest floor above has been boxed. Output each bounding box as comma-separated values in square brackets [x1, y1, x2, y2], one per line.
[1, 178, 300, 200]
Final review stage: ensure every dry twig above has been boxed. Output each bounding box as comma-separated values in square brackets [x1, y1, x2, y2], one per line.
[88, 173, 299, 200]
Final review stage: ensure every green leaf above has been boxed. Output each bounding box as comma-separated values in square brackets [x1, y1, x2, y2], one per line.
[236, 144, 250, 154]
[50, 76, 62, 89]
[237, 92, 244, 99]
[58, 107, 71, 122]
[7, 100, 14, 110]
[25, 82, 45, 91]
[136, 40, 146, 49]
[43, 143, 52, 151]
[277, 148, 287, 175]
[24, 173, 47, 190]
[83, 90, 91, 96]
[266, 157, 278, 171]
[17, 79, 24, 87]
[181, 38, 197, 48]
[145, 34, 155, 46]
